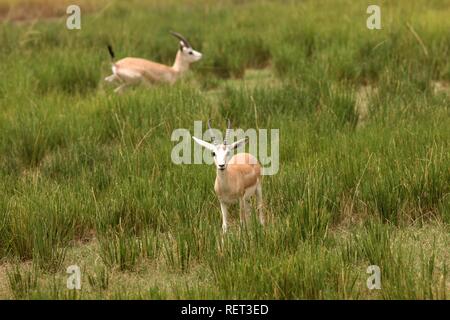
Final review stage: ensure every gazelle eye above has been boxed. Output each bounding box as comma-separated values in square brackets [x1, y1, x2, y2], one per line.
[189, 51, 193, 55]
[212, 152, 215, 157]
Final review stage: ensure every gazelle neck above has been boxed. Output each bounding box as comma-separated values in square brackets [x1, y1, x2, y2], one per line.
[215, 168, 230, 186]
[172, 50, 190, 74]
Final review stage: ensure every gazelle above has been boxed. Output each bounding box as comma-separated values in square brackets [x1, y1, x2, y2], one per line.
[192, 120, 265, 233]
[105, 32, 202, 93]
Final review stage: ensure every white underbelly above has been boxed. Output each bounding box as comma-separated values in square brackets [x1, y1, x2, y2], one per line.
[114, 67, 142, 84]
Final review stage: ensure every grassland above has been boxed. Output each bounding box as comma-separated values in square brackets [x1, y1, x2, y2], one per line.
[0, 0, 449, 299]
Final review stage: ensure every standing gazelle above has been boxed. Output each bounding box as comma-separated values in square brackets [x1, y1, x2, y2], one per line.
[192, 120, 265, 233]
[105, 32, 202, 93]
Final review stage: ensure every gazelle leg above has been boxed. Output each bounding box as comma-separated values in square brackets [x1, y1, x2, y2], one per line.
[104, 74, 117, 82]
[256, 182, 265, 225]
[219, 201, 229, 233]
[239, 198, 250, 226]
[114, 83, 130, 94]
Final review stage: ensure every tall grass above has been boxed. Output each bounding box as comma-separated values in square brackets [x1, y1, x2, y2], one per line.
[0, 0, 448, 299]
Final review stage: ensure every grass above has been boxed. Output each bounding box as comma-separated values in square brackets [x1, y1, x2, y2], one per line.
[0, 0, 449, 299]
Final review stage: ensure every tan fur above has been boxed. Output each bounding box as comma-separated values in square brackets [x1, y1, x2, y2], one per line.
[214, 153, 265, 233]
[115, 58, 177, 84]
[105, 38, 202, 93]
[192, 134, 265, 233]
[114, 50, 190, 85]
[215, 153, 261, 204]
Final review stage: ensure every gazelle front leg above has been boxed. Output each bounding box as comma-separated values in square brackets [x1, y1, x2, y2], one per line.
[219, 201, 229, 233]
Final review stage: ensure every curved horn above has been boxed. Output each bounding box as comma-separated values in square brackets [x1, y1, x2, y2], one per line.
[170, 31, 192, 48]
[207, 119, 217, 145]
[224, 119, 232, 145]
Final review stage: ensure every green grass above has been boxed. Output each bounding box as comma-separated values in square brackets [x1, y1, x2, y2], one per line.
[0, 0, 449, 299]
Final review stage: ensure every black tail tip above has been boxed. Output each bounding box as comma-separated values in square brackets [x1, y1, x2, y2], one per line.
[107, 44, 115, 59]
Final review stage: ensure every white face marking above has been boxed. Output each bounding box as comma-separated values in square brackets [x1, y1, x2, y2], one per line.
[181, 44, 202, 63]
[212, 145, 231, 171]
[192, 135, 248, 171]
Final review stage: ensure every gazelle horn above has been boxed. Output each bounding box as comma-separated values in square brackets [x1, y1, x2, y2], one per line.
[224, 119, 232, 145]
[208, 119, 218, 145]
[170, 31, 192, 48]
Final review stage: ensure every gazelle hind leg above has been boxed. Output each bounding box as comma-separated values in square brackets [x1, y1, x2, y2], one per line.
[114, 83, 130, 94]
[105, 65, 120, 83]
[104, 74, 117, 82]
[256, 182, 265, 225]
[239, 198, 250, 226]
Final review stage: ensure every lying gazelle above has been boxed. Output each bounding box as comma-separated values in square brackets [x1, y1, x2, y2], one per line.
[192, 120, 265, 233]
[105, 32, 202, 93]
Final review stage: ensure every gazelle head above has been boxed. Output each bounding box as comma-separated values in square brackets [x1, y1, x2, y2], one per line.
[192, 120, 248, 171]
[170, 31, 202, 63]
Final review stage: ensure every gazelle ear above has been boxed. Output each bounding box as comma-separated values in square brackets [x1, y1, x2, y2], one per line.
[192, 136, 215, 151]
[229, 137, 248, 150]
